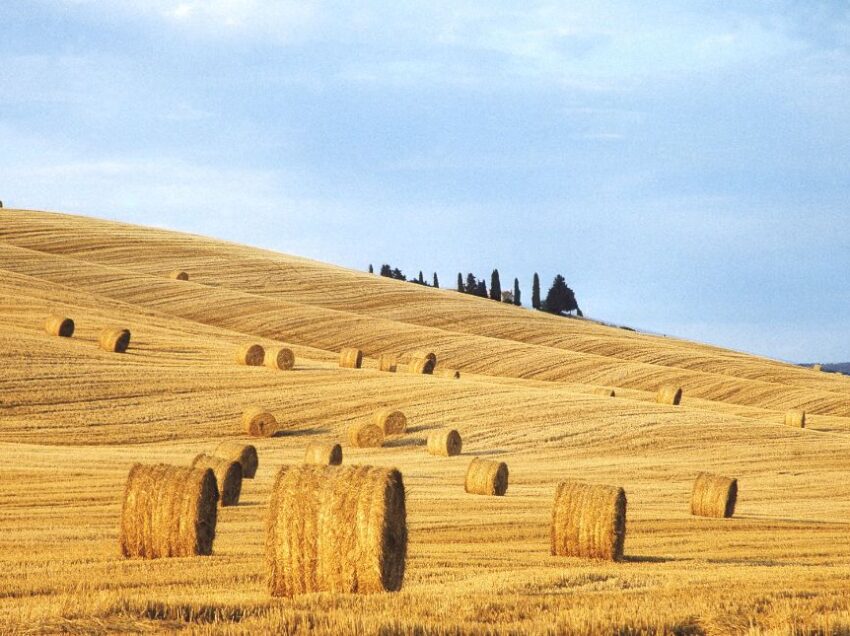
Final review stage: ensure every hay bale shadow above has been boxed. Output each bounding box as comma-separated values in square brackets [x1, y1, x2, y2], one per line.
[383, 437, 427, 448]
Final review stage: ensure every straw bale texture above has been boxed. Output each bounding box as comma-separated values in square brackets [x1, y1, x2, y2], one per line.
[690, 472, 738, 518]
[213, 442, 258, 478]
[785, 410, 806, 428]
[339, 347, 363, 369]
[550, 480, 627, 561]
[242, 407, 278, 437]
[265, 346, 295, 370]
[427, 429, 462, 457]
[44, 315, 74, 338]
[191, 453, 243, 506]
[656, 385, 683, 405]
[235, 343, 265, 366]
[464, 457, 508, 496]
[378, 354, 397, 372]
[304, 442, 343, 465]
[348, 422, 384, 448]
[408, 351, 437, 374]
[99, 328, 131, 353]
[374, 409, 407, 435]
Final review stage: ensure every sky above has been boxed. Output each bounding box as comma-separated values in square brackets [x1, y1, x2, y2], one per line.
[1, 1, 848, 362]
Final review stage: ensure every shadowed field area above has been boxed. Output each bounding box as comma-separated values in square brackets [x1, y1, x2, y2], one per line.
[2, 209, 850, 634]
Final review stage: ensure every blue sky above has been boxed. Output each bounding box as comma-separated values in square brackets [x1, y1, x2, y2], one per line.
[1, 1, 848, 362]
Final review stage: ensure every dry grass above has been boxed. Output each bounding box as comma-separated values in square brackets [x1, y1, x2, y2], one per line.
[213, 441, 259, 479]
[266, 465, 407, 597]
[191, 453, 243, 506]
[550, 480, 626, 561]
[119, 463, 218, 558]
[426, 429, 462, 456]
[691, 472, 738, 518]
[99, 328, 131, 353]
[464, 457, 509, 496]
[4, 209, 850, 633]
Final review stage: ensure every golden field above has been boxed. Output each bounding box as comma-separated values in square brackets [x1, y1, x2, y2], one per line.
[2, 209, 850, 634]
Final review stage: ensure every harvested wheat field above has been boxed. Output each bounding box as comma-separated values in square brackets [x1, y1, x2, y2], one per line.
[3, 209, 850, 634]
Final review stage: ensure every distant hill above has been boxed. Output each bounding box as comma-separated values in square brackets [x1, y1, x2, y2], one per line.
[800, 362, 850, 374]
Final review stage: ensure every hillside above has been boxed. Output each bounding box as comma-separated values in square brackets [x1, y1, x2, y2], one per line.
[1, 208, 850, 634]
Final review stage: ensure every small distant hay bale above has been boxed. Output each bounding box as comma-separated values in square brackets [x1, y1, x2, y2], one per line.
[408, 351, 436, 374]
[374, 409, 407, 435]
[592, 387, 616, 397]
[550, 480, 627, 561]
[266, 464, 407, 597]
[235, 343, 265, 366]
[690, 472, 737, 518]
[813, 364, 822, 372]
[437, 368, 460, 379]
[213, 442, 258, 478]
[119, 463, 218, 559]
[348, 422, 384, 448]
[656, 385, 682, 405]
[785, 410, 806, 428]
[464, 457, 508, 496]
[169, 271, 189, 281]
[99, 328, 131, 353]
[339, 347, 363, 369]
[265, 347, 295, 370]
[304, 442, 343, 465]
[242, 407, 278, 437]
[427, 429, 462, 457]
[378, 354, 398, 372]
[44, 315, 74, 338]
[191, 453, 243, 506]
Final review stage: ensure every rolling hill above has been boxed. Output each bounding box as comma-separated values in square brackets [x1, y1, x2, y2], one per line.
[1, 208, 850, 634]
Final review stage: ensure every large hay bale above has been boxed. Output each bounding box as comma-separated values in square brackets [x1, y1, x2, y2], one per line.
[464, 457, 508, 496]
[378, 354, 397, 372]
[242, 407, 278, 437]
[213, 442, 258, 478]
[119, 463, 218, 559]
[266, 464, 407, 597]
[44, 315, 74, 338]
[191, 453, 243, 506]
[99, 328, 131, 353]
[592, 387, 616, 397]
[169, 270, 189, 281]
[339, 347, 363, 369]
[265, 347, 295, 370]
[427, 429, 462, 457]
[690, 472, 737, 518]
[408, 351, 436, 374]
[785, 410, 806, 428]
[656, 385, 682, 406]
[304, 443, 343, 465]
[235, 343, 265, 366]
[374, 409, 407, 435]
[348, 422, 384, 448]
[550, 480, 627, 561]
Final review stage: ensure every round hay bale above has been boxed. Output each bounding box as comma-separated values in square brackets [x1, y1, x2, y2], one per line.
[99, 328, 131, 353]
[339, 347, 363, 369]
[266, 464, 407, 597]
[265, 347, 295, 370]
[169, 271, 189, 281]
[213, 442, 258, 478]
[235, 343, 265, 366]
[690, 472, 737, 518]
[464, 457, 508, 496]
[784, 410, 806, 428]
[119, 463, 218, 559]
[427, 429, 462, 457]
[242, 407, 278, 437]
[191, 454, 242, 506]
[304, 442, 343, 465]
[408, 351, 436, 374]
[378, 354, 398, 373]
[592, 387, 616, 397]
[347, 422, 384, 448]
[656, 385, 682, 406]
[550, 480, 627, 561]
[437, 368, 460, 379]
[813, 363, 822, 372]
[374, 409, 407, 435]
[44, 315, 74, 338]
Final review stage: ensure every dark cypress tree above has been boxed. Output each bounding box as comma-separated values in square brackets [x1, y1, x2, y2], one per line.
[489, 269, 502, 301]
[418, 271, 425, 284]
[465, 273, 478, 294]
[457, 273, 464, 292]
[543, 274, 579, 315]
[391, 267, 406, 281]
[433, 272, 439, 288]
[476, 280, 488, 298]
[368, 264, 374, 274]
[532, 273, 541, 309]
[380, 264, 392, 277]
[513, 278, 521, 306]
